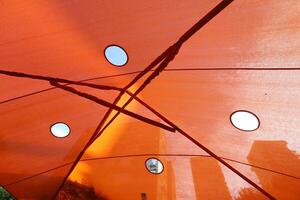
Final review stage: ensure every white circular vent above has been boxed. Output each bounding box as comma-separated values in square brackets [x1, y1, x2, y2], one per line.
[104, 45, 128, 66]
[145, 158, 164, 174]
[50, 122, 70, 138]
[230, 110, 260, 131]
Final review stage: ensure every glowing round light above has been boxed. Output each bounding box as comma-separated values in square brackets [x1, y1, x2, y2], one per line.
[104, 45, 128, 66]
[50, 122, 70, 138]
[230, 110, 260, 131]
[145, 158, 164, 174]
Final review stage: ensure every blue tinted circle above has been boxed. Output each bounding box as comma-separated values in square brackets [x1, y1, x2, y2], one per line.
[104, 45, 128, 66]
[50, 122, 70, 138]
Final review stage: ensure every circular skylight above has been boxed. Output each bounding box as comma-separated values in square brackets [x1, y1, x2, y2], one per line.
[145, 158, 164, 174]
[50, 122, 70, 138]
[230, 110, 260, 131]
[104, 45, 128, 66]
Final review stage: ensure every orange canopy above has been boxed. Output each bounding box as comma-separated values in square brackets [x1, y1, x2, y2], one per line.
[1, 0, 299, 199]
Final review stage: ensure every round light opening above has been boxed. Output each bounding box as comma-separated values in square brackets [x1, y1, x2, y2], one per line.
[50, 122, 70, 138]
[230, 110, 260, 131]
[145, 158, 164, 174]
[104, 45, 128, 66]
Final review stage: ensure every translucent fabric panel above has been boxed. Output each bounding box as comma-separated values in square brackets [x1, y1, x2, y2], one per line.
[66, 99, 293, 199]
[68, 72, 300, 199]
[226, 158, 300, 199]
[0, 76, 50, 104]
[0, 85, 117, 198]
[166, 0, 300, 70]
[138, 70, 300, 175]
[81, 95, 207, 160]
[65, 156, 270, 199]
[0, 0, 219, 81]
[70, 157, 175, 200]
[5, 165, 70, 199]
